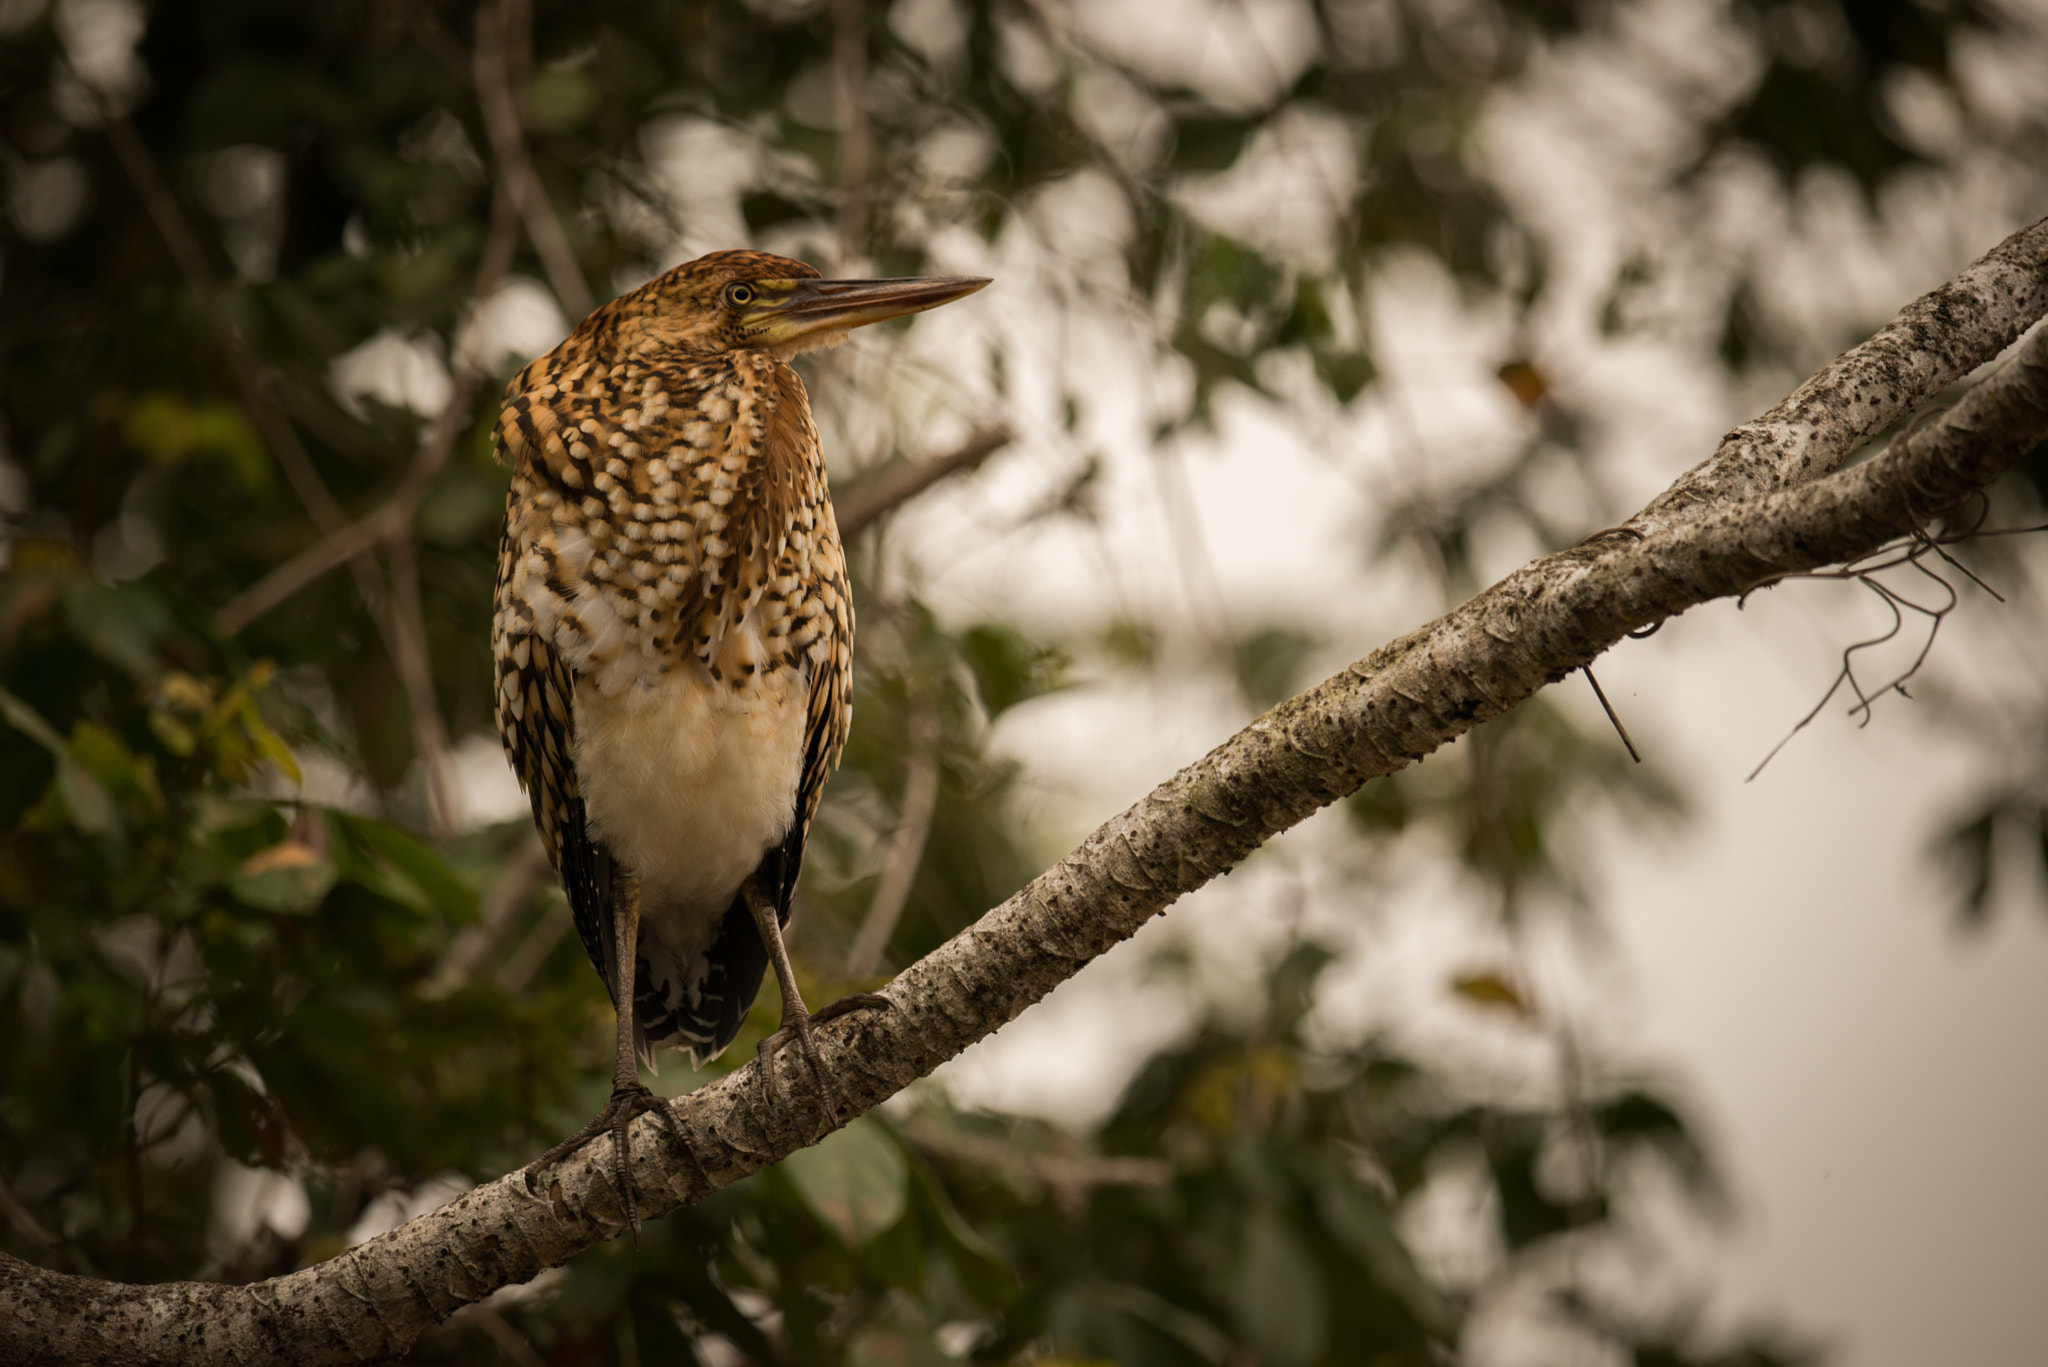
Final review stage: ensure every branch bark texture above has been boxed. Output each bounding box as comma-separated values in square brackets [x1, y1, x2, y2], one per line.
[6, 234, 2048, 1365]
[1647, 213, 2048, 517]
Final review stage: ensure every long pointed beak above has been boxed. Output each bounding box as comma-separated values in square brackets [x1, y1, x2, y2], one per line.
[743, 274, 990, 351]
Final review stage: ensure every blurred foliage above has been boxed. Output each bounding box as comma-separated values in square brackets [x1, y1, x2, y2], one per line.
[0, 0, 2034, 1361]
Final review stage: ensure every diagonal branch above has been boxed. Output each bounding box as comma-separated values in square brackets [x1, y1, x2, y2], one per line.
[1647, 214, 2048, 517]
[6, 258, 2047, 1367]
[834, 426, 1011, 537]
[843, 706, 942, 977]
[473, 0, 593, 320]
[93, 93, 352, 540]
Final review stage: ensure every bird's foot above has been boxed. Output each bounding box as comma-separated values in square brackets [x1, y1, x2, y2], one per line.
[755, 992, 895, 1132]
[525, 1079, 686, 1241]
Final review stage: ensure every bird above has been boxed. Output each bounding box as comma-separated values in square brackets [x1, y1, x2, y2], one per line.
[491, 248, 988, 1229]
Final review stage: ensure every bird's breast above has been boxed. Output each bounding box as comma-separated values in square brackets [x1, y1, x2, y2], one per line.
[570, 651, 808, 921]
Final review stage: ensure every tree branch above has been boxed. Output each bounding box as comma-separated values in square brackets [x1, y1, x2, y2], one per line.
[473, 0, 593, 320]
[843, 707, 941, 977]
[834, 427, 1012, 537]
[1647, 214, 2048, 517]
[831, 0, 874, 268]
[7, 260, 2047, 1366]
[93, 93, 352, 540]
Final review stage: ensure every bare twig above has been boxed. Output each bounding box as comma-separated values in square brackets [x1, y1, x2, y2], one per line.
[473, 0, 593, 320]
[844, 708, 941, 977]
[897, 1117, 1170, 1218]
[0, 1172, 54, 1254]
[834, 427, 1011, 536]
[208, 389, 476, 636]
[383, 536, 462, 835]
[444, 1304, 546, 1367]
[426, 831, 551, 996]
[1581, 667, 1641, 764]
[832, 0, 874, 267]
[212, 180, 518, 637]
[1742, 525, 2001, 781]
[496, 905, 572, 994]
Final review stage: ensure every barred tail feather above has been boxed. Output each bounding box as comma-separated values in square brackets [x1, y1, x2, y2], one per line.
[633, 891, 771, 1071]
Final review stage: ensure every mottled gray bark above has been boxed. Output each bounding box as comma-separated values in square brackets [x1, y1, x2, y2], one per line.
[1647, 213, 2048, 517]
[4, 237, 2046, 1367]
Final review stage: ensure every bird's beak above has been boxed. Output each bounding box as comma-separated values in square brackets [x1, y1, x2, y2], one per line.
[741, 274, 990, 351]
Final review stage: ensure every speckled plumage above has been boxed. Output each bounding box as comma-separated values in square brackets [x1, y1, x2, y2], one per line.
[492, 250, 852, 1068]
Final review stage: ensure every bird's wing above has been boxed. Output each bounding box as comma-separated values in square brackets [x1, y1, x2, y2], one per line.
[755, 361, 855, 924]
[491, 370, 651, 1004]
[492, 513, 620, 998]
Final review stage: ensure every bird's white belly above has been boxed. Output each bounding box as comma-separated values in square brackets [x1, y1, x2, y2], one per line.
[570, 654, 806, 920]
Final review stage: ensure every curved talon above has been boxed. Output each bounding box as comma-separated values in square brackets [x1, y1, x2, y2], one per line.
[814, 991, 894, 1025]
[755, 992, 896, 1133]
[527, 1080, 681, 1241]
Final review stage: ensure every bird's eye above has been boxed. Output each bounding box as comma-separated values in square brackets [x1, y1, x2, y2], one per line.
[725, 283, 754, 306]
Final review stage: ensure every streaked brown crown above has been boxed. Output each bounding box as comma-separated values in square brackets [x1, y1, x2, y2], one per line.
[568, 250, 825, 360]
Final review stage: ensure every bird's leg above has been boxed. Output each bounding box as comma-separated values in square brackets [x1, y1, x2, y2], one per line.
[746, 880, 893, 1126]
[526, 870, 687, 1239]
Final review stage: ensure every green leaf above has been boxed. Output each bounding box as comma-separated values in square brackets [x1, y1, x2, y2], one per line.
[1313, 1170, 1455, 1335]
[5, 699, 132, 838]
[1232, 1207, 1326, 1367]
[523, 65, 600, 134]
[0, 688, 66, 752]
[910, 1159, 1018, 1308]
[961, 624, 1064, 720]
[228, 840, 338, 914]
[121, 391, 270, 491]
[1173, 115, 1260, 173]
[55, 755, 121, 837]
[783, 1115, 909, 1246]
[61, 580, 171, 681]
[1049, 1283, 1232, 1365]
[329, 812, 478, 921]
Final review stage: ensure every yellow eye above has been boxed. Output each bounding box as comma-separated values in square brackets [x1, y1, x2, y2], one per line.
[726, 283, 754, 306]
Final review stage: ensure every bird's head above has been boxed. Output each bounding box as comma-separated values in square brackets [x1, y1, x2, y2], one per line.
[608, 249, 989, 360]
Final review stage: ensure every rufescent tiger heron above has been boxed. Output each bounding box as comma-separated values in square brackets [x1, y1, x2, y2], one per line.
[492, 249, 988, 1229]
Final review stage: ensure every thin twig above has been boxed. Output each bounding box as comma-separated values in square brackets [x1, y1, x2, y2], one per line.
[843, 708, 941, 977]
[213, 169, 521, 636]
[92, 94, 350, 539]
[1581, 667, 1641, 763]
[426, 831, 551, 996]
[1744, 524, 2017, 779]
[445, 1304, 546, 1367]
[0, 1172, 55, 1253]
[834, 427, 1011, 536]
[473, 0, 592, 320]
[207, 369, 484, 637]
[831, 0, 874, 267]
[495, 913, 571, 994]
[383, 535, 462, 835]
